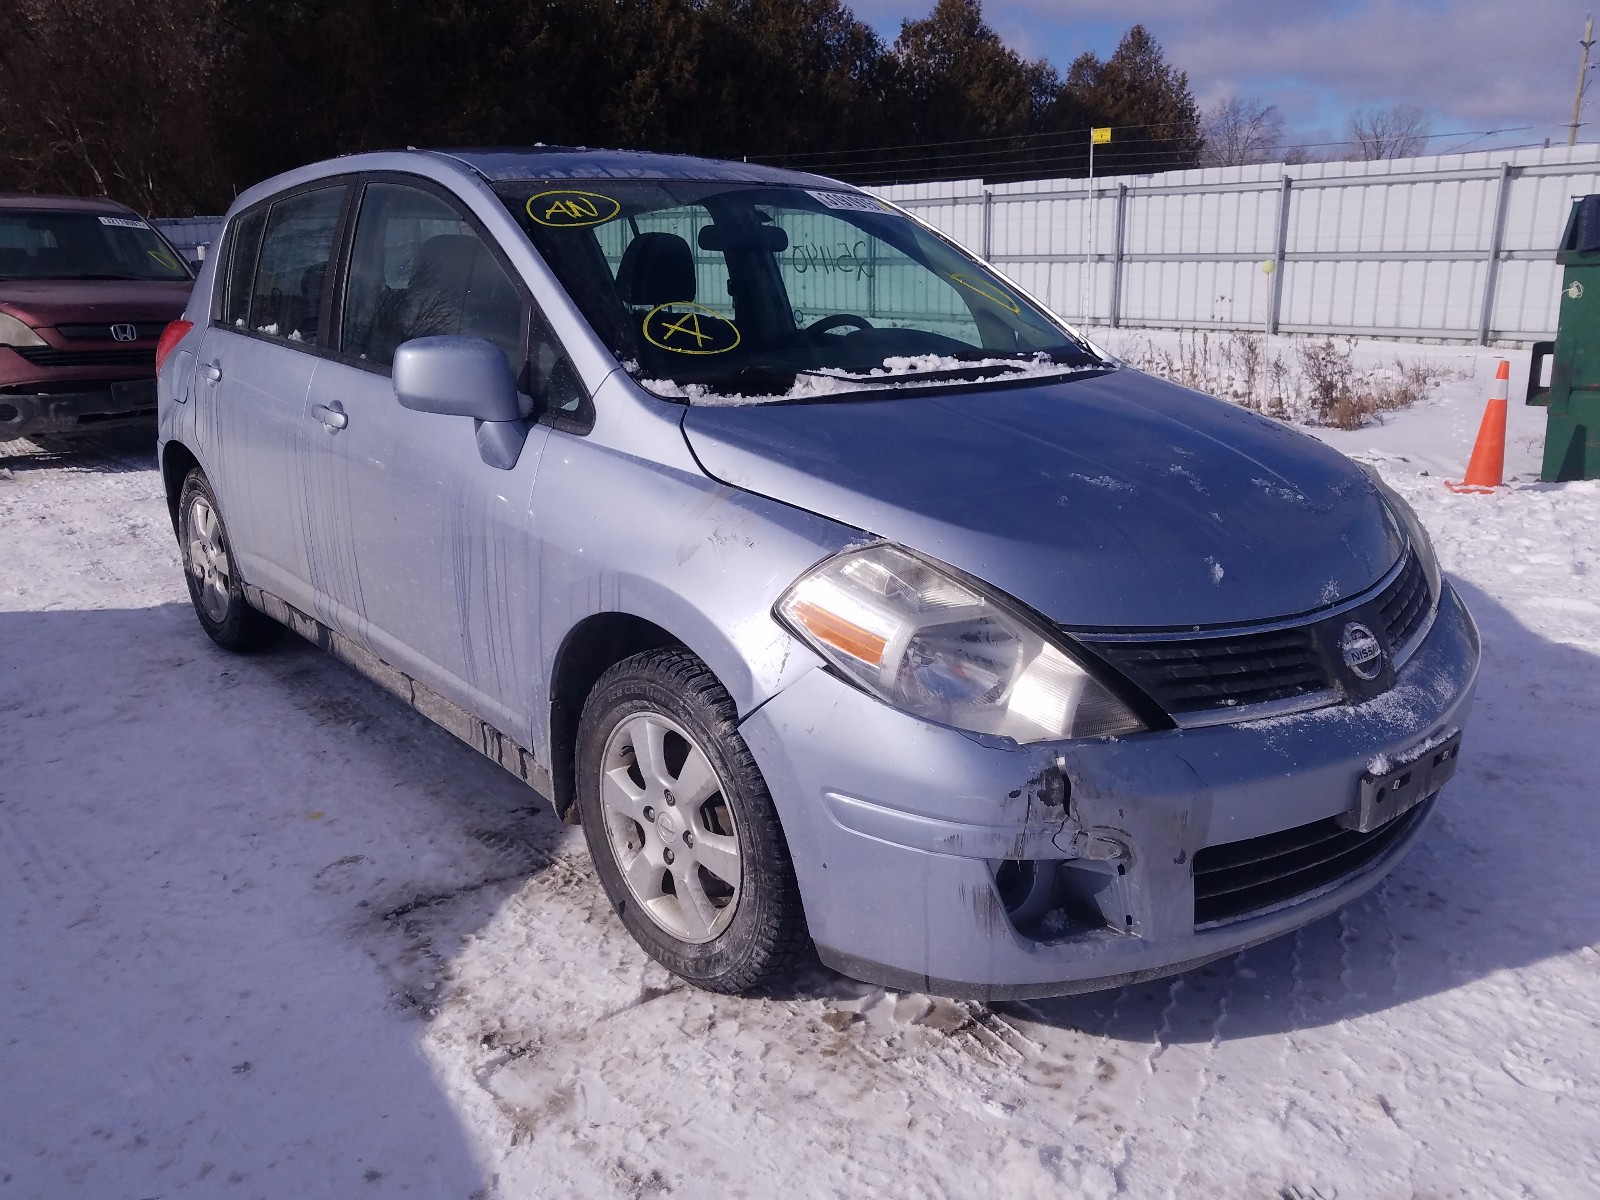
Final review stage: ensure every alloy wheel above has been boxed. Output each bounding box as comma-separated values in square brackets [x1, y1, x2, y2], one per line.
[599, 711, 742, 944]
[186, 493, 231, 623]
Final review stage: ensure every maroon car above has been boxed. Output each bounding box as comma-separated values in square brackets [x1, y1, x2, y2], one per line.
[0, 194, 193, 442]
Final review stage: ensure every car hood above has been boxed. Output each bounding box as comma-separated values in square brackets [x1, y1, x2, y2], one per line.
[680, 368, 1404, 628]
[0, 279, 192, 327]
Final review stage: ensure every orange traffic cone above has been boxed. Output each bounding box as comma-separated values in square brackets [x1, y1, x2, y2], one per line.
[1447, 359, 1509, 492]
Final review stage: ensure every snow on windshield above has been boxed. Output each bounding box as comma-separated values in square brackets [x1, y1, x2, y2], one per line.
[640, 353, 1100, 406]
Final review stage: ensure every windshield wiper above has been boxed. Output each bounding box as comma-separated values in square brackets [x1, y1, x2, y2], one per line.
[941, 348, 1100, 367]
[671, 365, 845, 397]
[850, 362, 1039, 385]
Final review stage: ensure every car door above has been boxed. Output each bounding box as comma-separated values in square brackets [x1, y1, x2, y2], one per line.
[191, 183, 350, 613]
[301, 177, 559, 739]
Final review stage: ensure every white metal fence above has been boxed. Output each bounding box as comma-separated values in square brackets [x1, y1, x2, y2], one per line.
[152, 216, 224, 263]
[872, 144, 1600, 346]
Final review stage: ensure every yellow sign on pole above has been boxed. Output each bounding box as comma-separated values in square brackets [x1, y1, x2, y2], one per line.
[1091, 126, 1112, 144]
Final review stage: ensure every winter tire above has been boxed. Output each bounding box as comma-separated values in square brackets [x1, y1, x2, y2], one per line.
[178, 468, 282, 652]
[576, 648, 808, 993]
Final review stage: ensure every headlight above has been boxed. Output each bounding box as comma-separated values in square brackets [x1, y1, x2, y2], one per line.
[776, 544, 1146, 742]
[1362, 466, 1442, 599]
[0, 312, 47, 348]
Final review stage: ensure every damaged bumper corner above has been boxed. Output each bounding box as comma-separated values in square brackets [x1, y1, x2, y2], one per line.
[0, 380, 158, 441]
[738, 581, 1480, 1001]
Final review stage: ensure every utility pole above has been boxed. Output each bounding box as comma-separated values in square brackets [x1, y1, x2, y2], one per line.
[1084, 127, 1110, 326]
[1570, 14, 1594, 146]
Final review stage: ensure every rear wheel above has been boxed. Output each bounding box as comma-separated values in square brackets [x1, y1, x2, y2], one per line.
[576, 648, 808, 993]
[178, 469, 282, 652]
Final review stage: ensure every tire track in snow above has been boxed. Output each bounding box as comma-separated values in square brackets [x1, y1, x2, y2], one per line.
[1370, 878, 1421, 1190]
[1058, 978, 1180, 1190]
[373, 847, 1038, 1194]
[1274, 927, 1312, 1138]
[1165, 957, 1241, 1198]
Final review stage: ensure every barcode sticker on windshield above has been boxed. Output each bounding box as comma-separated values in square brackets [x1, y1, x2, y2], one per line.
[97, 216, 147, 229]
[807, 190, 886, 214]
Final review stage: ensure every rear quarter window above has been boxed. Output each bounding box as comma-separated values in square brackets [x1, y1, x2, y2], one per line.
[219, 209, 266, 329]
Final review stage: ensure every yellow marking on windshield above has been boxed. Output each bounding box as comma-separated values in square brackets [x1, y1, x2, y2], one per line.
[660, 312, 711, 347]
[147, 248, 181, 271]
[642, 303, 741, 355]
[526, 189, 623, 228]
[948, 272, 1021, 313]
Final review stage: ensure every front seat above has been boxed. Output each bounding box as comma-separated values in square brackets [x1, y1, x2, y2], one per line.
[615, 232, 696, 309]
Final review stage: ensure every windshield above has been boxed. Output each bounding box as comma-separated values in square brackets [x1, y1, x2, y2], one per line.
[0, 211, 191, 282]
[496, 180, 1102, 401]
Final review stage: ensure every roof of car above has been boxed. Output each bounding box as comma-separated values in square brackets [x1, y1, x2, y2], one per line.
[426, 146, 846, 190]
[0, 193, 140, 214]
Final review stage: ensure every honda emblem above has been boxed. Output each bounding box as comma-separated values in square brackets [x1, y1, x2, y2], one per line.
[110, 323, 138, 342]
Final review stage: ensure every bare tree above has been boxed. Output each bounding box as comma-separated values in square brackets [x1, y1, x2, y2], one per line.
[1347, 103, 1431, 160]
[1201, 97, 1285, 166]
[0, 0, 224, 214]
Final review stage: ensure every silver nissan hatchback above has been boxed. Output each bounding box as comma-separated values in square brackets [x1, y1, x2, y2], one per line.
[155, 148, 1479, 1000]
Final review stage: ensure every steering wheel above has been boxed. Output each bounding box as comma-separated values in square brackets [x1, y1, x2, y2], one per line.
[805, 313, 873, 340]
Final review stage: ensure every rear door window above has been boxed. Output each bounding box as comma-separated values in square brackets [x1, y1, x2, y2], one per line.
[241, 186, 346, 345]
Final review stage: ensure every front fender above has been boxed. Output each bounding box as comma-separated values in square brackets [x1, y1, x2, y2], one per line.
[527, 374, 857, 764]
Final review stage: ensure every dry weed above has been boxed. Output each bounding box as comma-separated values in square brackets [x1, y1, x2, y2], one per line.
[1105, 331, 1442, 429]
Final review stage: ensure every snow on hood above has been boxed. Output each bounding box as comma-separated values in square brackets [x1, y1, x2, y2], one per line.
[681, 367, 1405, 628]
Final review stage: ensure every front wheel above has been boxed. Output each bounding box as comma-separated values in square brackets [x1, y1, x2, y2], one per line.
[177, 469, 282, 652]
[576, 648, 808, 993]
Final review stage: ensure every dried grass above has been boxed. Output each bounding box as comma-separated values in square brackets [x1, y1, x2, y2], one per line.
[1104, 330, 1448, 429]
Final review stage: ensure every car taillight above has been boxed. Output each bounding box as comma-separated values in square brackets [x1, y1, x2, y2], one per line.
[155, 320, 194, 372]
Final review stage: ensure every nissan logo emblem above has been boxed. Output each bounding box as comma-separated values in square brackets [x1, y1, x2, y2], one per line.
[110, 324, 138, 342]
[1340, 622, 1384, 680]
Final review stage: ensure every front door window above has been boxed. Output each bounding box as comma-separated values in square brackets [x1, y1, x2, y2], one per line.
[341, 183, 523, 368]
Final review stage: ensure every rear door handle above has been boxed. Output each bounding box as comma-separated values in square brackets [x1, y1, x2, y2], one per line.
[202, 363, 222, 382]
[311, 401, 348, 431]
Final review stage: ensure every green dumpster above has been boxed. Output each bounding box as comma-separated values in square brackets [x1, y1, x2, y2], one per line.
[1527, 194, 1600, 481]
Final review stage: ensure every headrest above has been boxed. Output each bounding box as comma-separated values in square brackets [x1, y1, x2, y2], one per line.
[615, 232, 695, 307]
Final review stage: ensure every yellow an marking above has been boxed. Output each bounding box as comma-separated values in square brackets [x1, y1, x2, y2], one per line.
[545, 197, 599, 222]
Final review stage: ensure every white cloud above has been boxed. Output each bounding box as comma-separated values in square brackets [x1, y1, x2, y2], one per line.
[1004, 0, 1592, 142]
[852, 0, 1598, 147]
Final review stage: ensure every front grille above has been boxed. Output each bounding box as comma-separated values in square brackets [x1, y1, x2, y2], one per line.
[1192, 798, 1430, 926]
[13, 347, 155, 368]
[1376, 550, 1430, 652]
[1080, 548, 1436, 722]
[1089, 626, 1327, 714]
[53, 322, 166, 342]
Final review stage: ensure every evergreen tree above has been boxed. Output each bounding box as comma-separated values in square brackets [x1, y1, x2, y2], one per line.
[867, 0, 1058, 182]
[0, 0, 1208, 213]
[1057, 25, 1202, 176]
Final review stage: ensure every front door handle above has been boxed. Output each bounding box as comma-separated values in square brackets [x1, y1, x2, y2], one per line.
[202, 363, 222, 383]
[311, 401, 348, 431]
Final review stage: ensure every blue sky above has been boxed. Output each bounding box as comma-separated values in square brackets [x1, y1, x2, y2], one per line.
[849, 0, 1596, 155]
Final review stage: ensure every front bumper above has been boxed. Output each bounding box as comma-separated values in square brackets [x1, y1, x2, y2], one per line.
[0, 379, 157, 441]
[739, 581, 1480, 1000]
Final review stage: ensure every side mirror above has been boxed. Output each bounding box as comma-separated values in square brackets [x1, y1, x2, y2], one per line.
[393, 335, 531, 469]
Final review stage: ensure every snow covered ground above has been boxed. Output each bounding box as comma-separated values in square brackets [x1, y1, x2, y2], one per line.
[3, 344, 1598, 1199]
